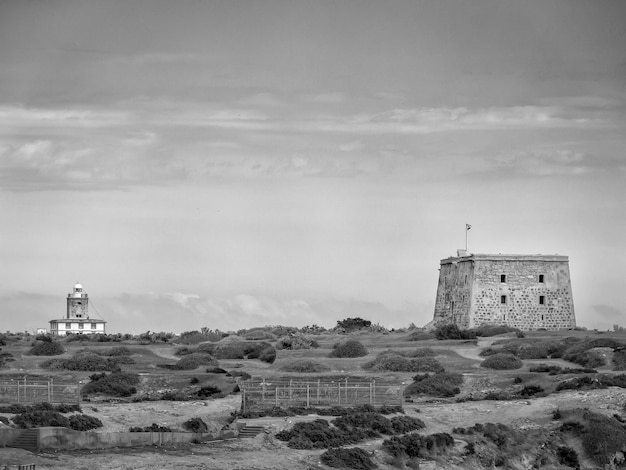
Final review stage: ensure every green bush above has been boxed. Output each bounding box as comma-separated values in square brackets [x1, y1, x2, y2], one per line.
[196, 385, 222, 398]
[43, 352, 133, 371]
[557, 446, 579, 468]
[363, 352, 444, 373]
[519, 384, 544, 397]
[12, 410, 69, 428]
[275, 419, 354, 449]
[529, 363, 562, 373]
[330, 340, 368, 358]
[130, 423, 172, 432]
[434, 324, 476, 340]
[382, 432, 454, 458]
[29, 340, 64, 356]
[406, 330, 436, 341]
[405, 348, 436, 358]
[405, 372, 463, 397]
[183, 417, 208, 433]
[68, 414, 103, 431]
[82, 371, 140, 397]
[390, 415, 426, 434]
[320, 448, 376, 470]
[612, 349, 626, 370]
[280, 360, 330, 373]
[558, 408, 626, 466]
[336, 317, 372, 332]
[162, 353, 218, 370]
[480, 353, 523, 370]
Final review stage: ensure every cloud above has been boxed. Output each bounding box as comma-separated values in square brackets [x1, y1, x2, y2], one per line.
[487, 149, 625, 177]
[339, 140, 364, 152]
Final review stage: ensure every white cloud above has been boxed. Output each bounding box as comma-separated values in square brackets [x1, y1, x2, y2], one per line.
[339, 140, 364, 152]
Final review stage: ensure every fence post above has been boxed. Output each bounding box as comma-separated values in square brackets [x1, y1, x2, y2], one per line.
[48, 378, 52, 403]
[242, 386, 246, 413]
[275, 387, 278, 407]
[306, 384, 310, 408]
[317, 379, 320, 404]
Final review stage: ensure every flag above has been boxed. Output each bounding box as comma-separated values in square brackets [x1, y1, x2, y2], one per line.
[466, 224, 471, 231]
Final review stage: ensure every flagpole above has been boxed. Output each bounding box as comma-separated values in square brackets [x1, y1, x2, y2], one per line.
[465, 224, 471, 252]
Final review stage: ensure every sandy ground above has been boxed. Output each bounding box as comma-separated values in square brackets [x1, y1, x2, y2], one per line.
[3, 387, 626, 469]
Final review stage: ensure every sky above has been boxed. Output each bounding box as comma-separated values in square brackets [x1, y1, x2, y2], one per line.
[1, 0, 625, 334]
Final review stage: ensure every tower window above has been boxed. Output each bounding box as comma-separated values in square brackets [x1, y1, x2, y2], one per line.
[500, 274, 506, 283]
[65, 323, 71, 329]
[539, 274, 544, 283]
[91, 323, 97, 329]
[500, 295, 507, 304]
[539, 295, 545, 305]
[78, 323, 84, 329]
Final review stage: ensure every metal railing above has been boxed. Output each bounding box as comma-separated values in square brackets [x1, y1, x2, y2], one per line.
[0, 379, 80, 405]
[240, 378, 403, 413]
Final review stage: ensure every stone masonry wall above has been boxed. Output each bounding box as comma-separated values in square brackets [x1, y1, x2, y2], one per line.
[433, 255, 576, 331]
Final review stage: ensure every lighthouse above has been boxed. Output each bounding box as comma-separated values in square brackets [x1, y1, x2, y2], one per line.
[49, 282, 107, 336]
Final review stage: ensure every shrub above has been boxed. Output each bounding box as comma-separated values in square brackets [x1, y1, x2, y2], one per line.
[558, 409, 626, 466]
[275, 333, 319, 350]
[214, 343, 245, 359]
[227, 370, 252, 380]
[555, 376, 606, 392]
[519, 385, 544, 397]
[529, 363, 561, 373]
[29, 340, 64, 356]
[183, 417, 208, 433]
[162, 353, 218, 370]
[104, 346, 132, 356]
[43, 352, 133, 371]
[390, 415, 426, 434]
[557, 446, 579, 468]
[434, 324, 476, 340]
[196, 385, 222, 398]
[333, 412, 394, 437]
[336, 317, 372, 332]
[320, 448, 376, 470]
[481, 353, 523, 370]
[406, 330, 436, 341]
[330, 340, 368, 358]
[130, 423, 172, 432]
[517, 345, 549, 360]
[382, 432, 454, 458]
[82, 371, 140, 397]
[12, 410, 69, 428]
[280, 360, 330, 373]
[275, 419, 353, 449]
[613, 349, 626, 370]
[68, 414, 103, 431]
[258, 345, 276, 364]
[405, 372, 463, 398]
[363, 353, 444, 373]
[471, 324, 520, 337]
[405, 348, 436, 358]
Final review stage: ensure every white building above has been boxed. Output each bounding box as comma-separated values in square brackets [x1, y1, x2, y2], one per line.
[49, 283, 107, 336]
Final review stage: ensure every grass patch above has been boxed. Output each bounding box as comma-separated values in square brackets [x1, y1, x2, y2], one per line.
[279, 359, 330, 373]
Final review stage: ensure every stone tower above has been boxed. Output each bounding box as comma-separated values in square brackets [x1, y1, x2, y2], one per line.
[433, 252, 576, 330]
[67, 282, 89, 319]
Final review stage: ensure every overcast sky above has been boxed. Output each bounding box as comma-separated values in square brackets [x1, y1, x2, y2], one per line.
[1, 0, 625, 334]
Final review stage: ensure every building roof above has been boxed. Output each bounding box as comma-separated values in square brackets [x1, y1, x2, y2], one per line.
[440, 253, 569, 264]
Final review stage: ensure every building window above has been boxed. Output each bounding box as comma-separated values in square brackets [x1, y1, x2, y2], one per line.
[78, 323, 84, 329]
[541, 314, 544, 321]
[500, 295, 507, 304]
[464, 274, 468, 286]
[539, 295, 545, 305]
[91, 323, 97, 329]
[65, 323, 71, 329]
[539, 274, 544, 283]
[500, 274, 506, 283]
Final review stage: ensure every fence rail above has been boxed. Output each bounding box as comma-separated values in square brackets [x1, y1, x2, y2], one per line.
[240, 378, 403, 412]
[0, 379, 80, 405]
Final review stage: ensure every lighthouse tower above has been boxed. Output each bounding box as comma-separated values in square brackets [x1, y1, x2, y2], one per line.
[49, 282, 106, 336]
[67, 282, 89, 319]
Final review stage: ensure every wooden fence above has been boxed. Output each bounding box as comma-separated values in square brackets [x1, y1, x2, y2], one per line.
[0, 378, 80, 405]
[240, 378, 403, 413]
